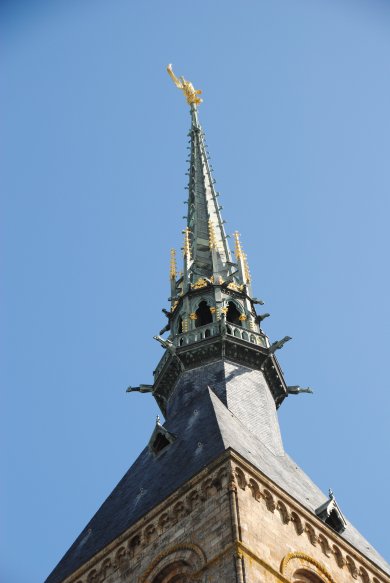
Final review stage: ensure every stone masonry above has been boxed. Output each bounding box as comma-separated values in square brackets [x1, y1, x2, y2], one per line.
[58, 452, 390, 583]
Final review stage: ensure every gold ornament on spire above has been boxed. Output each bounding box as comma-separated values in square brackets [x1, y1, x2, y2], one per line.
[234, 232, 251, 284]
[183, 227, 191, 259]
[243, 252, 251, 284]
[234, 232, 243, 259]
[170, 248, 177, 280]
[208, 219, 217, 250]
[167, 64, 203, 106]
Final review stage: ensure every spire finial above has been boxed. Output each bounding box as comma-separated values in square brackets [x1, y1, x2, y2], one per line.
[208, 219, 217, 250]
[170, 248, 177, 280]
[183, 227, 191, 259]
[167, 64, 203, 106]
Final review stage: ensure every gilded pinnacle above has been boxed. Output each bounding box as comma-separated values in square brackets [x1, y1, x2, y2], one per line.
[234, 232, 251, 284]
[243, 252, 251, 284]
[167, 64, 203, 106]
[208, 219, 217, 250]
[234, 232, 243, 259]
[183, 227, 191, 259]
[170, 248, 177, 280]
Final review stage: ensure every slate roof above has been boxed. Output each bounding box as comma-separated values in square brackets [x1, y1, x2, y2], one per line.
[45, 360, 390, 583]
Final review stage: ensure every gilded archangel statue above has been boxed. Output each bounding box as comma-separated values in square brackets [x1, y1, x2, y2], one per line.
[167, 64, 203, 105]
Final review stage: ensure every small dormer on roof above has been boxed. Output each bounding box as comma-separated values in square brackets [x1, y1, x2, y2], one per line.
[148, 416, 176, 457]
[315, 489, 347, 534]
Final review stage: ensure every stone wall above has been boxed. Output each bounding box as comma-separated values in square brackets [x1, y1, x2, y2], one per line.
[232, 459, 388, 583]
[62, 452, 389, 583]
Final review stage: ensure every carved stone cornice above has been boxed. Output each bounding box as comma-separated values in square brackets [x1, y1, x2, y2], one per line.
[152, 336, 288, 414]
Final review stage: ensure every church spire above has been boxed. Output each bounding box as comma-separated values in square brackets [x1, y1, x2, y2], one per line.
[184, 102, 232, 283]
[148, 65, 294, 416]
[167, 64, 244, 290]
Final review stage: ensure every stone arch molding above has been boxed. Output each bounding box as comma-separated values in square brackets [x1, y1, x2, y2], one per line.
[281, 552, 335, 583]
[191, 296, 213, 310]
[142, 543, 207, 583]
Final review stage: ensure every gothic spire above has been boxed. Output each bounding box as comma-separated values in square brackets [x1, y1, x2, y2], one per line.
[184, 104, 232, 284]
[155, 65, 293, 415]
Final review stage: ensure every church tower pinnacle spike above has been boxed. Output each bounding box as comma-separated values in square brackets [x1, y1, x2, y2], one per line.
[234, 231, 253, 296]
[169, 248, 177, 280]
[169, 248, 177, 298]
[208, 218, 217, 250]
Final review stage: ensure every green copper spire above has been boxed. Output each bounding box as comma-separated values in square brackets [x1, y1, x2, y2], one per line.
[184, 104, 233, 287]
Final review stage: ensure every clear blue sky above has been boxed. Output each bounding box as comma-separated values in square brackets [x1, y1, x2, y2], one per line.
[2, 1, 390, 581]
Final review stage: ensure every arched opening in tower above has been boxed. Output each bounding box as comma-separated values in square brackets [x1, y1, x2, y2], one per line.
[195, 301, 212, 328]
[177, 317, 184, 334]
[226, 302, 242, 326]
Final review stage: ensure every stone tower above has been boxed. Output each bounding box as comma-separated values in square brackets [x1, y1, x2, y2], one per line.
[45, 69, 390, 583]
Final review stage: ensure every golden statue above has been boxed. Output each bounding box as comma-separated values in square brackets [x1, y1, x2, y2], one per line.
[167, 64, 202, 106]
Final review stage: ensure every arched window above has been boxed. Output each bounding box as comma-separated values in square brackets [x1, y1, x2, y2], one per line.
[281, 552, 333, 583]
[226, 301, 242, 325]
[293, 569, 326, 583]
[144, 544, 206, 583]
[195, 301, 212, 328]
[151, 560, 190, 583]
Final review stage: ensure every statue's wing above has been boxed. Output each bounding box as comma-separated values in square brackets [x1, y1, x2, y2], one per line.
[167, 64, 183, 89]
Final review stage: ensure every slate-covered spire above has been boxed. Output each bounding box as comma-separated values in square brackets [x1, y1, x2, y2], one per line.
[185, 104, 232, 285]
